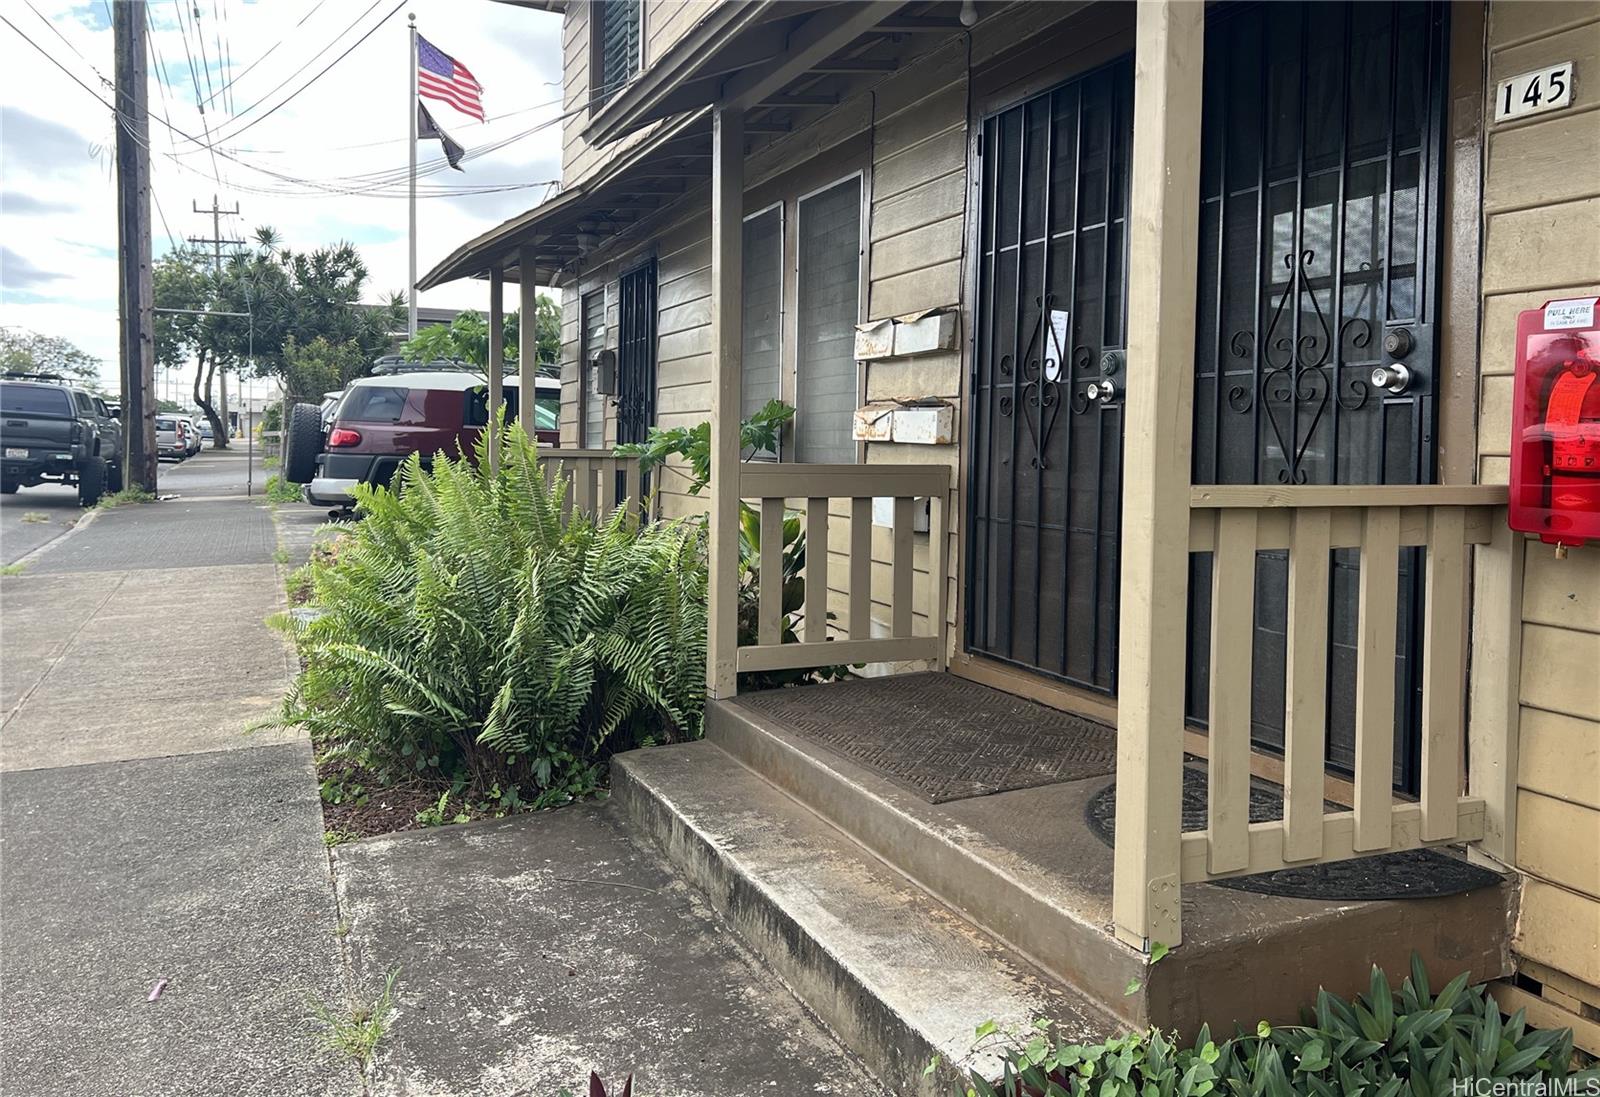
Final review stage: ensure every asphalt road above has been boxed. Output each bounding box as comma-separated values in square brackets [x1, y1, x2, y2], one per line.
[0, 444, 272, 566]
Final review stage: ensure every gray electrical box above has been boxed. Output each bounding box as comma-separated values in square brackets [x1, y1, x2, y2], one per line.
[593, 348, 617, 395]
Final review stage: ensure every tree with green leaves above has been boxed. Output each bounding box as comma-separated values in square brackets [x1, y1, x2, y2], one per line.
[0, 327, 102, 385]
[400, 293, 561, 376]
[154, 227, 403, 446]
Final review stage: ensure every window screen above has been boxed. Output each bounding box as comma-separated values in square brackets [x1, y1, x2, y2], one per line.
[581, 289, 606, 448]
[742, 205, 783, 458]
[795, 176, 862, 464]
[595, 0, 640, 107]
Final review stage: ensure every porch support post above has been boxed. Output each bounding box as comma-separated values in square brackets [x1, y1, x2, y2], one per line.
[487, 266, 504, 474]
[517, 247, 538, 441]
[1467, 521, 1524, 864]
[707, 105, 744, 699]
[1111, 0, 1204, 953]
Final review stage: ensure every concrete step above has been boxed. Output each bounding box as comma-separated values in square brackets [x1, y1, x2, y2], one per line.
[708, 697, 1515, 1038]
[611, 741, 1120, 1097]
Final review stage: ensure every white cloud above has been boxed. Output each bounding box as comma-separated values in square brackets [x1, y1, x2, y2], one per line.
[0, 0, 566, 387]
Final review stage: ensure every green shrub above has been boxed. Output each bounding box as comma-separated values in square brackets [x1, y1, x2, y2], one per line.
[271, 424, 706, 804]
[950, 956, 1597, 1096]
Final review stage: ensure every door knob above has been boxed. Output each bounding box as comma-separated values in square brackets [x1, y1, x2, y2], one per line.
[1370, 363, 1413, 395]
[1087, 378, 1118, 405]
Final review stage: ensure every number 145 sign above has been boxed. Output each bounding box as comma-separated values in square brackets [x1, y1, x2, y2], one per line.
[1495, 62, 1575, 122]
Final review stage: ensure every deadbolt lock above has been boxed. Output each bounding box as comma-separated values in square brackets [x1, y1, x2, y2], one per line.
[1383, 328, 1415, 358]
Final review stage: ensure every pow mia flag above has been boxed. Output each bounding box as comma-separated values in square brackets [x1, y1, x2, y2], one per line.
[418, 101, 466, 171]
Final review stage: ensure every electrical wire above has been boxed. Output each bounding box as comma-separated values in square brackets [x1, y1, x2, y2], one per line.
[4, 12, 574, 202]
[198, 0, 330, 111]
[195, 0, 392, 147]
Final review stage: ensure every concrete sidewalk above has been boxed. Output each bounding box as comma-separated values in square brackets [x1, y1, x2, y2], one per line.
[0, 499, 349, 1097]
[2, 496, 881, 1097]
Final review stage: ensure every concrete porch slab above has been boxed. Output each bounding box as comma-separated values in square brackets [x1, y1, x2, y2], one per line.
[709, 693, 1516, 1038]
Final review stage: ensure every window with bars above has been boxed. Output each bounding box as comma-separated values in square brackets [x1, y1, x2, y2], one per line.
[580, 289, 606, 448]
[742, 204, 784, 459]
[593, 0, 641, 109]
[795, 175, 863, 464]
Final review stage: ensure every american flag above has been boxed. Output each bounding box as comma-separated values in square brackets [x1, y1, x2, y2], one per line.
[417, 35, 484, 122]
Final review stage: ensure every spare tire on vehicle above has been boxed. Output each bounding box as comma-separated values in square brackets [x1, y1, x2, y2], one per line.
[77, 456, 106, 507]
[282, 402, 324, 485]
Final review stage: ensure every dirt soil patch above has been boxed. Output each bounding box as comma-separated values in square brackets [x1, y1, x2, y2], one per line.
[316, 757, 445, 840]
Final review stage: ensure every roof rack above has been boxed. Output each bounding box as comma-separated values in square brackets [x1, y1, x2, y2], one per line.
[2, 371, 68, 383]
[369, 355, 481, 376]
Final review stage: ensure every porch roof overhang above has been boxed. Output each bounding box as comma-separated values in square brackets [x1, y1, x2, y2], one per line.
[415, 110, 712, 291]
[582, 0, 920, 148]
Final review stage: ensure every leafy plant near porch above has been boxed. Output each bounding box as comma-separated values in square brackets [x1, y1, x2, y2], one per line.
[616, 400, 849, 689]
[941, 957, 1597, 1097]
[268, 423, 707, 805]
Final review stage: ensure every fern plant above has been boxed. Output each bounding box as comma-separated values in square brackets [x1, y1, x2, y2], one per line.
[271, 423, 707, 803]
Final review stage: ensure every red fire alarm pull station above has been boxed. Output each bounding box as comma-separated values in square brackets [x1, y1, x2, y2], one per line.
[1509, 297, 1600, 550]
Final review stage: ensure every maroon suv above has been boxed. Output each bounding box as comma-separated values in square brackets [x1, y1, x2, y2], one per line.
[281, 366, 561, 507]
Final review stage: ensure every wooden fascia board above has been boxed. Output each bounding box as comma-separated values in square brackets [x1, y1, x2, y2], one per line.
[418, 111, 709, 290]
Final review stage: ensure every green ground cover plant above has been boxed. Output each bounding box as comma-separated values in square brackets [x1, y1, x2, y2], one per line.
[944, 956, 1597, 1097]
[269, 424, 706, 809]
[264, 473, 303, 503]
[97, 485, 156, 508]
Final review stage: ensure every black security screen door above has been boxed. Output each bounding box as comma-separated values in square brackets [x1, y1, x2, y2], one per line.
[967, 60, 1133, 691]
[615, 260, 657, 446]
[1186, 1, 1449, 793]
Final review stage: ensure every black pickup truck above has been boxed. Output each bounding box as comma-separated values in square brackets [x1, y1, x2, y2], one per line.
[1, 375, 123, 506]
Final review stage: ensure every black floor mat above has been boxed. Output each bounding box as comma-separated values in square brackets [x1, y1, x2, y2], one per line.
[733, 673, 1118, 803]
[1084, 768, 1503, 900]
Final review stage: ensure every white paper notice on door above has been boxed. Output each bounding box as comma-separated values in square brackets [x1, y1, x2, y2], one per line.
[1044, 309, 1070, 382]
[1544, 298, 1597, 330]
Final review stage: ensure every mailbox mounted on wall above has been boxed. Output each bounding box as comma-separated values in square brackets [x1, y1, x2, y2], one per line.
[1508, 298, 1600, 550]
[592, 348, 617, 396]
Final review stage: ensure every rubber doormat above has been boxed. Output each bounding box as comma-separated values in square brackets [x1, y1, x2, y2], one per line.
[732, 672, 1118, 803]
[1083, 767, 1503, 900]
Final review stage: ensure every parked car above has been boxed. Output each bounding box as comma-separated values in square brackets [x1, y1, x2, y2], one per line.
[1, 374, 123, 504]
[155, 415, 189, 461]
[281, 363, 559, 508]
[197, 421, 214, 443]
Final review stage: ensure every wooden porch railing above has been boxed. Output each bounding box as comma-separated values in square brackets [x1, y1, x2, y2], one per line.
[736, 464, 951, 676]
[536, 448, 646, 525]
[1177, 484, 1508, 885]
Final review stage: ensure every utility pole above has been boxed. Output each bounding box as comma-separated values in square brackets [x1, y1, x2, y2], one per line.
[189, 195, 244, 446]
[114, 0, 157, 491]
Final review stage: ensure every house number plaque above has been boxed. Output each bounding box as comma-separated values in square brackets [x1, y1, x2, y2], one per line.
[1495, 62, 1574, 122]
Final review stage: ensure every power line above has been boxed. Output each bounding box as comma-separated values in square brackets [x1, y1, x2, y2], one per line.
[5, 13, 573, 202]
[198, 0, 393, 147]
[198, 0, 330, 111]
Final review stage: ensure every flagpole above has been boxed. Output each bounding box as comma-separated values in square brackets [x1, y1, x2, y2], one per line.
[407, 12, 418, 339]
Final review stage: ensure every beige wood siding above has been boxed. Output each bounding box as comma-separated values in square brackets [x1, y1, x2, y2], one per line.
[1479, 0, 1600, 1001]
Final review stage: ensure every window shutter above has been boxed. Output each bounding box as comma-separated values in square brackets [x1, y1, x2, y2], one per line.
[742, 206, 784, 458]
[596, 0, 641, 106]
[795, 177, 862, 464]
[580, 289, 606, 447]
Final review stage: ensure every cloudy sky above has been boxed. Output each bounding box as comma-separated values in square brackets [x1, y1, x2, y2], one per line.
[1, 0, 566, 389]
